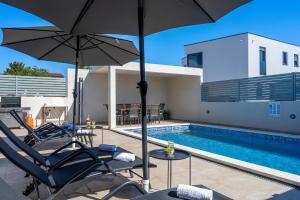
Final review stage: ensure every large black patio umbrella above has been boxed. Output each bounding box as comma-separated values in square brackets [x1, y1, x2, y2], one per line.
[1, 26, 139, 140]
[0, 0, 252, 190]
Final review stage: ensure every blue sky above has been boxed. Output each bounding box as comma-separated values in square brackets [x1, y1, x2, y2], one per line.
[0, 0, 300, 75]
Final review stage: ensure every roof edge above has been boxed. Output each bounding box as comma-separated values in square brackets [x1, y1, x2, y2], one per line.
[185, 32, 300, 48]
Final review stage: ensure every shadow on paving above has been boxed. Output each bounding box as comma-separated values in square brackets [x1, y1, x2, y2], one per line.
[36, 175, 145, 200]
[267, 188, 300, 200]
[0, 154, 145, 200]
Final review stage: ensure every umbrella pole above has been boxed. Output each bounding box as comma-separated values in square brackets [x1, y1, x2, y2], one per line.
[138, 0, 149, 192]
[72, 36, 80, 148]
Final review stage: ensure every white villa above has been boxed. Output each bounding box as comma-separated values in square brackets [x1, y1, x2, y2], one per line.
[1, 34, 300, 135]
[67, 62, 202, 129]
[183, 33, 300, 82]
[19, 60, 298, 135]
[1, 34, 300, 198]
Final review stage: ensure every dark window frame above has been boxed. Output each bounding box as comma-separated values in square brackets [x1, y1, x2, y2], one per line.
[187, 52, 203, 68]
[282, 51, 288, 66]
[294, 54, 299, 67]
[259, 47, 266, 75]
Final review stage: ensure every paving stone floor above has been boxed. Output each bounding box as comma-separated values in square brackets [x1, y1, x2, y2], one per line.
[0, 127, 300, 200]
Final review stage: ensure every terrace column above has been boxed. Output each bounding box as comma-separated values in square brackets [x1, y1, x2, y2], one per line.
[108, 67, 117, 129]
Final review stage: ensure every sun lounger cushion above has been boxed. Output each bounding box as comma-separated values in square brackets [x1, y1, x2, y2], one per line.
[64, 123, 80, 131]
[99, 144, 117, 152]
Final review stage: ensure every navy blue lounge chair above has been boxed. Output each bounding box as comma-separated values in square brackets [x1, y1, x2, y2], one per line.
[0, 135, 149, 200]
[0, 120, 156, 177]
[10, 109, 72, 147]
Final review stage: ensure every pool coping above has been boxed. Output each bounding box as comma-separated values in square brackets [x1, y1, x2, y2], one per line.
[113, 123, 300, 187]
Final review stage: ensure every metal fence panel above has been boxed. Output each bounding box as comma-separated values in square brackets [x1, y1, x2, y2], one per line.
[202, 73, 299, 102]
[0, 75, 67, 97]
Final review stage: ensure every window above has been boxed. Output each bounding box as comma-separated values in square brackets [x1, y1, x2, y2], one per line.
[282, 52, 288, 65]
[269, 102, 280, 117]
[187, 52, 203, 68]
[294, 54, 299, 67]
[259, 47, 266, 75]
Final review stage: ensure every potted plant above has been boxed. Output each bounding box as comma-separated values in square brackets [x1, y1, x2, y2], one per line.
[164, 141, 175, 158]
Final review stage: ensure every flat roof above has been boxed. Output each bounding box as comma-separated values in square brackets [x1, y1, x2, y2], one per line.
[90, 62, 202, 77]
[185, 32, 300, 48]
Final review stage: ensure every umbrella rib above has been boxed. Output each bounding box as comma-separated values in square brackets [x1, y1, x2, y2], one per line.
[1, 34, 69, 46]
[54, 32, 76, 49]
[81, 41, 104, 51]
[38, 36, 74, 60]
[51, 37, 76, 50]
[192, 0, 216, 22]
[2, 27, 64, 33]
[70, 0, 95, 34]
[80, 36, 97, 49]
[88, 40, 123, 66]
[87, 35, 139, 57]
[91, 34, 137, 43]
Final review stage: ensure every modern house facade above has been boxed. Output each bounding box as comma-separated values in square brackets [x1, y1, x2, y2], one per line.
[183, 33, 300, 82]
[1, 33, 299, 133]
[67, 62, 203, 129]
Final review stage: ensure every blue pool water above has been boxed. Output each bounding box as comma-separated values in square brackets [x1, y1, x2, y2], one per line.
[127, 125, 300, 175]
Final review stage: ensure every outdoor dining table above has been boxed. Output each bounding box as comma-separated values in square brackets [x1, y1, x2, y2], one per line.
[115, 103, 163, 125]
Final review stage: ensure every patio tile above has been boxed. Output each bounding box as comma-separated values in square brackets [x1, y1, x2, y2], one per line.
[1, 127, 300, 199]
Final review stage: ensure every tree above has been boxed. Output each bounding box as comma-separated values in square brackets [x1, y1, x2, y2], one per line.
[3, 62, 27, 75]
[3, 62, 49, 77]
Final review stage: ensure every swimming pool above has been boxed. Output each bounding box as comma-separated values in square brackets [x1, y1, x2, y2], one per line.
[125, 124, 300, 177]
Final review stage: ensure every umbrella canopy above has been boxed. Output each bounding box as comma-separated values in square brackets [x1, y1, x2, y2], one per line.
[1, 26, 139, 66]
[0, 0, 251, 35]
[0, 0, 252, 191]
[1, 26, 139, 142]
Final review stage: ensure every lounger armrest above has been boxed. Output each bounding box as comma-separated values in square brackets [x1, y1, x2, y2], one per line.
[50, 141, 86, 155]
[49, 149, 97, 172]
[28, 130, 42, 141]
[35, 122, 55, 131]
[104, 163, 117, 176]
[36, 126, 66, 136]
[36, 127, 72, 142]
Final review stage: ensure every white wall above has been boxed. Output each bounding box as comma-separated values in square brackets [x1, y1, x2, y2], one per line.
[116, 74, 168, 105]
[166, 76, 202, 121]
[67, 68, 108, 123]
[21, 96, 67, 126]
[195, 101, 300, 134]
[67, 69, 173, 124]
[248, 34, 300, 77]
[185, 33, 300, 82]
[165, 73, 300, 134]
[185, 34, 249, 82]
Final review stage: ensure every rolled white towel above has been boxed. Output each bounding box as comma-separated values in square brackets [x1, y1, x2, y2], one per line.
[177, 184, 213, 200]
[113, 152, 135, 162]
[77, 129, 91, 134]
